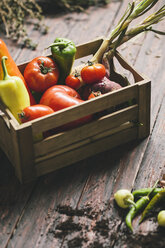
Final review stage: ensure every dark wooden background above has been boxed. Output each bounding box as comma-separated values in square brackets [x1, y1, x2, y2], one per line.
[0, 0, 165, 247]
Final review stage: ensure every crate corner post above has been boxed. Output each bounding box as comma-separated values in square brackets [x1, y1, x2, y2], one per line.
[10, 120, 36, 183]
[137, 79, 151, 140]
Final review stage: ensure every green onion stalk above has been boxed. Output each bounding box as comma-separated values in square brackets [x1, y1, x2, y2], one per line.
[90, 0, 165, 63]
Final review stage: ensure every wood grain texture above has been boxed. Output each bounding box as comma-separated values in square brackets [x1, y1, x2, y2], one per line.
[34, 104, 138, 157]
[0, 0, 165, 247]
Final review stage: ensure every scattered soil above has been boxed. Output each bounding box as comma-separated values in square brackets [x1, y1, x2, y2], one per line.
[46, 203, 165, 247]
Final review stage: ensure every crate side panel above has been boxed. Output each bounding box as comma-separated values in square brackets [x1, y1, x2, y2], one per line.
[115, 52, 145, 82]
[31, 85, 139, 134]
[34, 104, 138, 158]
[35, 126, 138, 177]
[9, 120, 36, 183]
[35, 122, 134, 163]
[10, 121, 24, 182]
[0, 115, 13, 162]
[17, 125, 36, 183]
[75, 37, 104, 59]
[138, 80, 151, 139]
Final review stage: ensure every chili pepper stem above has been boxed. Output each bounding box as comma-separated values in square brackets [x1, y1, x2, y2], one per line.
[126, 199, 137, 208]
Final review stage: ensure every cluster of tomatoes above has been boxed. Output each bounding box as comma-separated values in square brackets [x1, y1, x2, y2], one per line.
[20, 56, 106, 126]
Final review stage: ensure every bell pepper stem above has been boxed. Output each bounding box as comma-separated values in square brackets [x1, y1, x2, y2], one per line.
[1, 56, 10, 81]
[46, 42, 68, 49]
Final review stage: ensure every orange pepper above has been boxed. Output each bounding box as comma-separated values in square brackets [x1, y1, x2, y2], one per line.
[0, 39, 36, 105]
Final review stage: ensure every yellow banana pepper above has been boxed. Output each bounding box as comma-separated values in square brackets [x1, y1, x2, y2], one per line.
[0, 56, 30, 123]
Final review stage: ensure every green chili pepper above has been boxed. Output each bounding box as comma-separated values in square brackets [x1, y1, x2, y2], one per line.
[132, 188, 162, 198]
[48, 37, 76, 83]
[125, 195, 150, 232]
[140, 188, 165, 223]
[125, 181, 158, 232]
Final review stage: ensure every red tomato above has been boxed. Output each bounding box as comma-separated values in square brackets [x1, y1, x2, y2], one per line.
[19, 104, 54, 123]
[39, 85, 92, 130]
[39, 85, 81, 111]
[88, 91, 102, 100]
[24, 56, 59, 92]
[81, 62, 106, 84]
[65, 74, 81, 90]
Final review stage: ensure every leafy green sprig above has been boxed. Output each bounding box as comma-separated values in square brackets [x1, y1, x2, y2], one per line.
[91, 0, 165, 63]
[0, 0, 48, 49]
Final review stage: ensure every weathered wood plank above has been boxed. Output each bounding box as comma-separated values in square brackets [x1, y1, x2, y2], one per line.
[0, 166, 35, 248]
[5, 161, 93, 248]
[34, 105, 138, 158]
[0, 6, 81, 248]
[0, 1, 165, 247]
[1, 2, 123, 247]
[59, 2, 165, 247]
[113, 94, 165, 247]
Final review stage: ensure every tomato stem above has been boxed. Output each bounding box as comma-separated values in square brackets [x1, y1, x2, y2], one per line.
[87, 61, 94, 66]
[38, 59, 54, 74]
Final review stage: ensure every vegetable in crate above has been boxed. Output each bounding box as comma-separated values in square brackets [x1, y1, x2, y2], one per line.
[48, 38, 77, 82]
[40, 85, 92, 130]
[90, 77, 122, 94]
[19, 104, 54, 123]
[0, 39, 36, 105]
[0, 56, 30, 123]
[24, 56, 59, 93]
[65, 73, 81, 90]
[40, 85, 81, 111]
[82, 76, 122, 100]
[88, 91, 102, 100]
[72, 0, 165, 80]
[81, 62, 106, 84]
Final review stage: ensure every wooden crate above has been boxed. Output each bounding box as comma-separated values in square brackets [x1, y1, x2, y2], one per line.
[0, 38, 151, 183]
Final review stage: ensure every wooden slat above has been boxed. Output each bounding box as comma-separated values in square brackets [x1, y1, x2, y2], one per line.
[138, 80, 151, 139]
[115, 52, 146, 82]
[28, 84, 139, 135]
[36, 122, 134, 162]
[1, 0, 164, 247]
[35, 125, 138, 177]
[75, 37, 104, 59]
[0, 111, 12, 161]
[34, 104, 138, 157]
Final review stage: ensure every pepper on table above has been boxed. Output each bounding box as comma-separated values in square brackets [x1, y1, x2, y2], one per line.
[48, 37, 77, 82]
[125, 181, 159, 232]
[125, 195, 150, 232]
[140, 188, 165, 223]
[0, 56, 30, 123]
[0, 39, 36, 105]
[132, 187, 162, 199]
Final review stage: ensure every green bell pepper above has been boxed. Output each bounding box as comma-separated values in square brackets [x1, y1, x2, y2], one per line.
[49, 38, 77, 83]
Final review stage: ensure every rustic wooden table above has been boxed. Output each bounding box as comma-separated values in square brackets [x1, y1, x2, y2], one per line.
[0, 1, 165, 247]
